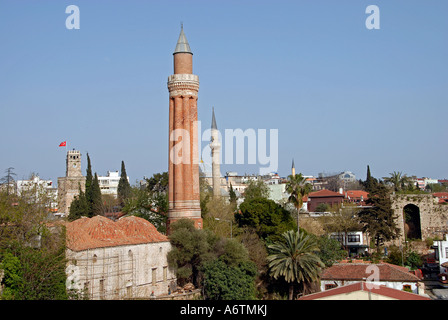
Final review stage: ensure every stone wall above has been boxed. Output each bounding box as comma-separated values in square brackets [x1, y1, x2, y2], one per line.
[66, 241, 176, 300]
[57, 176, 86, 215]
[391, 194, 448, 244]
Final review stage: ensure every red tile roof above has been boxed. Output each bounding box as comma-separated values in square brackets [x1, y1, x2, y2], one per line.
[345, 190, 369, 200]
[308, 189, 344, 198]
[66, 215, 168, 251]
[433, 192, 448, 204]
[299, 282, 430, 300]
[321, 263, 420, 282]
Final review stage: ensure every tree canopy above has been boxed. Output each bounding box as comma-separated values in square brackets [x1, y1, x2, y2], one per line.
[236, 197, 296, 242]
[358, 182, 400, 250]
[267, 230, 324, 299]
[167, 219, 256, 299]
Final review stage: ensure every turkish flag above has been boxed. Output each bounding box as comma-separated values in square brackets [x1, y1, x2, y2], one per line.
[59, 141, 66, 147]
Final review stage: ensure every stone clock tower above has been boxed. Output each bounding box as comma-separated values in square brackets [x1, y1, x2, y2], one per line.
[66, 149, 83, 177]
[167, 26, 202, 233]
[58, 149, 86, 215]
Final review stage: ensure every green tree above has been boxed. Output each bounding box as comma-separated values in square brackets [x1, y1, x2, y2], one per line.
[117, 161, 131, 207]
[229, 183, 237, 208]
[286, 173, 312, 229]
[122, 186, 168, 233]
[236, 198, 296, 242]
[83, 153, 104, 217]
[363, 165, 377, 193]
[68, 185, 89, 221]
[316, 235, 347, 267]
[167, 219, 218, 287]
[426, 183, 446, 193]
[0, 187, 68, 300]
[145, 172, 168, 193]
[286, 173, 312, 209]
[358, 182, 400, 251]
[0, 252, 23, 299]
[85, 153, 93, 214]
[321, 203, 362, 254]
[203, 259, 257, 300]
[384, 171, 411, 192]
[315, 203, 329, 213]
[167, 219, 257, 295]
[243, 179, 270, 201]
[203, 196, 236, 239]
[267, 230, 324, 300]
[91, 173, 104, 216]
[0, 167, 17, 196]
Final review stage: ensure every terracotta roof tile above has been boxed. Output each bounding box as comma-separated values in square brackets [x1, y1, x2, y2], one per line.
[66, 215, 168, 251]
[308, 189, 345, 198]
[345, 190, 369, 199]
[321, 263, 420, 282]
[299, 282, 430, 300]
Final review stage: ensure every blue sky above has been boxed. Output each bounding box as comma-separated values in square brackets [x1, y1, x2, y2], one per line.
[0, 0, 447, 184]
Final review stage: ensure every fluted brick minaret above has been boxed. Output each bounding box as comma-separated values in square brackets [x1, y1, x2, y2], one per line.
[167, 26, 202, 233]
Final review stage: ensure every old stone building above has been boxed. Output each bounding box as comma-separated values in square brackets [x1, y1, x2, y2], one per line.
[65, 215, 176, 299]
[57, 150, 86, 215]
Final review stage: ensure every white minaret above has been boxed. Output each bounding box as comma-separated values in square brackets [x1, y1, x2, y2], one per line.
[210, 107, 221, 197]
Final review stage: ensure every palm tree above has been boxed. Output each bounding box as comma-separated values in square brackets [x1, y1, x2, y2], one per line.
[267, 230, 324, 300]
[286, 173, 312, 229]
[384, 171, 410, 192]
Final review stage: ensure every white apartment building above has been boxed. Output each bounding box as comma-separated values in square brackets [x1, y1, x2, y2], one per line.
[434, 234, 448, 275]
[98, 171, 129, 197]
[16, 175, 58, 211]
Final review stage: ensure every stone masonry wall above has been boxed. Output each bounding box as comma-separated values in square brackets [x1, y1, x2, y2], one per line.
[391, 194, 448, 244]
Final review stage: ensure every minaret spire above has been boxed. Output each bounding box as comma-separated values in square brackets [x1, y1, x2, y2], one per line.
[210, 107, 221, 197]
[291, 158, 296, 177]
[211, 107, 217, 130]
[174, 24, 192, 55]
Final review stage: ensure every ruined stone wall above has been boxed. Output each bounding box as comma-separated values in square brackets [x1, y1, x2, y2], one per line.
[391, 194, 448, 244]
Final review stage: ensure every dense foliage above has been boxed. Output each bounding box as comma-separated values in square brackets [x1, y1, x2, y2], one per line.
[167, 219, 257, 299]
[0, 187, 68, 300]
[236, 197, 296, 242]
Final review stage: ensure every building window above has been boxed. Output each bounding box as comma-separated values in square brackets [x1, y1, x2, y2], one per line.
[330, 234, 344, 242]
[325, 284, 337, 290]
[152, 268, 157, 286]
[445, 247, 448, 258]
[163, 266, 167, 282]
[403, 285, 412, 292]
[99, 279, 105, 300]
[348, 235, 360, 243]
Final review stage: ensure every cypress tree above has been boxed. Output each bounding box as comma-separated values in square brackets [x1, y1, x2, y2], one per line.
[229, 183, 237, 204]
[117, 161, 131, 207]
[364, 165, 377, 193]
[85, 153, 94, 216]
[358, 182, 400, 251]
[91, 173, 104, 216]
